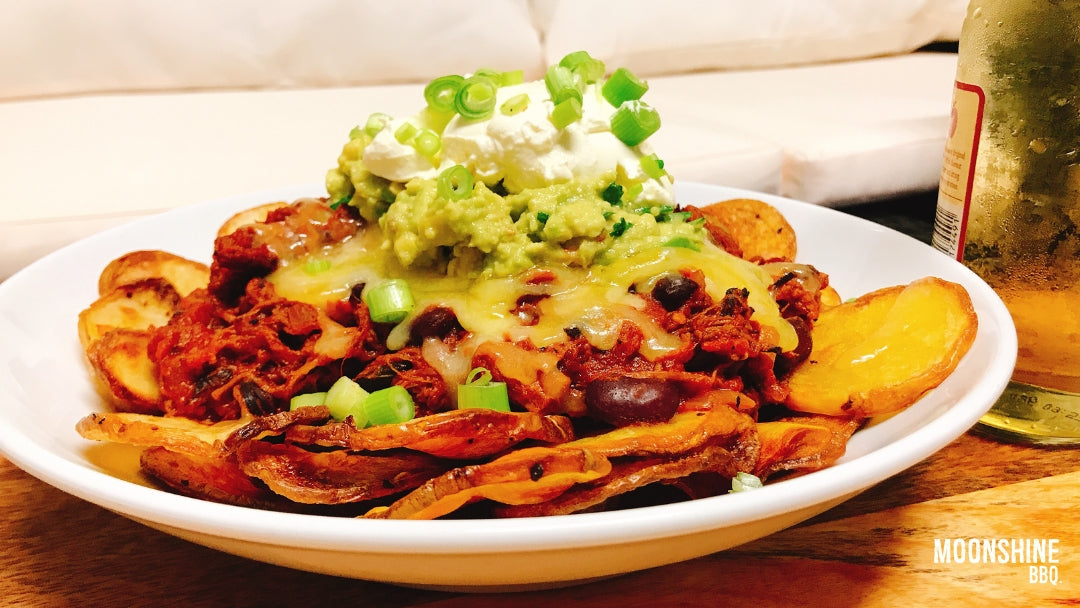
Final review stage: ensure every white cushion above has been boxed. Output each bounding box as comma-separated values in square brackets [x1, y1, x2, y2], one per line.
[645, 53, 959, 205]
[0, 52, 957, 280]
[538, 0, 964, 75]
[0, 0, 544, 101]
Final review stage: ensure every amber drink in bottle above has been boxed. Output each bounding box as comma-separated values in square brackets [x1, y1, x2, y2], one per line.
[932, 0, 1080, 444]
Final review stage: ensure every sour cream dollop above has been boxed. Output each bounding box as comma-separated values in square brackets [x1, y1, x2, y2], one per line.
[362, 79, 674, 205]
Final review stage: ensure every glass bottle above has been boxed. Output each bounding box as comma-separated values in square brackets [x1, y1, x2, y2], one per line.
[932, 0, 1080, 444]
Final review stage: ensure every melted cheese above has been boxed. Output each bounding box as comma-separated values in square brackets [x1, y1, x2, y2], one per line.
[268, 228, 797, 356]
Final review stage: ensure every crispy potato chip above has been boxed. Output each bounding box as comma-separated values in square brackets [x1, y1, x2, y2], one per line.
[365, 446, 612, 520]
[495, 443, 748, 518]
[365, 393, 757, 519]
[216, 201, 289, 238]
[141, 447, 275, 507]
[785, 277, 978, 417]
[97, 250, 209, 297]
[700, 198, 797, 262]
[283, 408, 575, 460]
[78, 278, 181, 349]
[754, 415, 862, 479]
[236, 441, 452, 504]
[571, 391, 755, 458]
[76, 410, 250, 457]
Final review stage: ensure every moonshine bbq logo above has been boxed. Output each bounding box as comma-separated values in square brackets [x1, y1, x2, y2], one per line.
[934, 538, 1062, 585]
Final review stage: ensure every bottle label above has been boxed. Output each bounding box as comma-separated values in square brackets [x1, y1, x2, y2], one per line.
[932, 81, 985, 260]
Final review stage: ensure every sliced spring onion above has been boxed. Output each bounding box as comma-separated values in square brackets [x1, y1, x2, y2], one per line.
[455, 75, 498, 120]
[729, 471, 764, 493]
[610, 100, 661, 146]
[559, 50, 606, 84]
[549, 97, 583, 129]
[394, 121, 418, 144]
[363, 112, 393, 136]
[324, 376, 370, 426]
[626, 182, 644, 201]
[500, 92, 530, 116]
[640, 153, 667, 180]
[424, 74, 465, 114]
[411, 127, 442, 159]
[544, 64, 583, 105]
[663, 236, 701, 251]
[289, 391, 327, 411]
[437, 164, 474, 201]
[348, 125, 363, 140]
[302, 258, 332, 275]
[363, 385, 416, 425]
[602, 67, 649, 107]
[497, 69, 524, 87]
[600, 182, 624, 205]
[457, 367, 511, 412]
[363, 279, 415, 324]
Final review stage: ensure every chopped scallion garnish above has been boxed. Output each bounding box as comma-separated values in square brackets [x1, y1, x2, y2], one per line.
[363, 385, 416, 425]
[496, 69, 524, 87]
[602, 67, 649, 107]
[394, 121, 418, 144]
[363, 112, 392, 136]
[324, 376, 370, 426]
[302, 258, 332, 275]
[640, 153, 667, 180]
[363, 279, 415, 324]
[500, 93, 530, 116]
[424, 74, 465, 115]
[289, 391, 327, 411]
[411, 127, 442, 160]
[550, 97, 583, 129]
[437, 165, 474, 201]
[455, 75, 499, 120]
[610, 100, 661, 146]
[729, 471, 764, 493]
[544, 64, 583, 105]
[457, 367, 511, 412]
[536, 211, 550, 224]
[559, 50, 606, 84]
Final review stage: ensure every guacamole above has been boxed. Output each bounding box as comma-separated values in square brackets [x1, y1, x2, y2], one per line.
[329, 150, 704, 278]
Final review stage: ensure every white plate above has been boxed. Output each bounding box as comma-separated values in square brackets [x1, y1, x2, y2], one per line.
[0, 183, 1016, 591]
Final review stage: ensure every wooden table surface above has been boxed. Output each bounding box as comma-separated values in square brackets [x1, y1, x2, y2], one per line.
[2, 429, 1078, 608]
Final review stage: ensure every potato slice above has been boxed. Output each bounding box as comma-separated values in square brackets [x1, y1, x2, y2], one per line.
[784, 277, 978, 417]
[700, 198, 797, 262]
[494, 443, 744, 517]
[283, 408, 575, 460]
[140, 447, 275, 507]
[76, 410, 251, 457]
[84, 329, 164, 413]
[97, 250, 209, 297]
[236, 441, 452, 504]
[365, 446, 611, 520]
[753, 416, 862, 479]
[216, 201, 289, 237]
[78, 278, 181, 349]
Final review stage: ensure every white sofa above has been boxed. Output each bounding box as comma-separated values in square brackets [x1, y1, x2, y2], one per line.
[0, 0, 966, 280]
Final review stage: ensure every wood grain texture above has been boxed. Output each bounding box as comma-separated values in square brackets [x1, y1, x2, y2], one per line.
[1, 431, 1078, 607]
